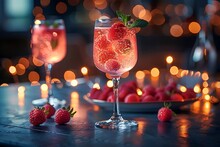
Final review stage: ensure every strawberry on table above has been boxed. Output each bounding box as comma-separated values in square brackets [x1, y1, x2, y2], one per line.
[55, 106, 76, 125]
[43, 103, 56, 118]
[29, 107, 47, 126]
[157, 103, 174, 122]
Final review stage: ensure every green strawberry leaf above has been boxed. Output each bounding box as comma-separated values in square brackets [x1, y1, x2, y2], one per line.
[53, 22, 59, 28]
[50, 39, 58, 50]
[129, 19, 148, 28]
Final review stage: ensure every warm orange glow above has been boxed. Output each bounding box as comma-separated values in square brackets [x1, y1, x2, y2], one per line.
[194, 84, 201, 93]
[41, 84, 48, 91]
[179, 86, 187, 92]
[18, 86, 26, 93]
[9, 66, 17, 75]
[188, 22, 201, 34]
[121, 71, 129, 78]
[170, 66, 178, 75]
[93, 83, 100, 89]
[94, 0, 107, 10]
[215, 81, 220, 88]
[1, 83, 9, 86]
[180, 70, 189, 77]
[35, 13, 45, 20]
[18, 91, 25, 107]
[202, 101, 211, 115]
[105, 73, 112, 79]
[202, 72, 209, 81]
[151, 9, 165, 25]
[89, 9, 101, 21]
[132, 5, 145, 18]
[211, 15, 220, 26]
[93, 105, 100, 111]
[70, 91, 80, 111]
[16, 64, 26, 76]
[31, 81, 40, 86]
[107, 80, 113, 88]
[83, 0, 95, 10]
[40, 0, 50, 7]
[203, 81, 209, 88]
[202, 87, 209, 95]
[33, 6, 43, 16]
[18, 57, 29, 68]
[136, 88, 142, 96]
[204, 94, 211, 101]
[135, 71, 145, 79]
[151, 68, 160, 77]
[28, 71, 40, 82]
[139, 9, 152, 22]
[70, 79, 78, 87]
[64, 70, 76, 81]
[51, 78, 61, 84]
[178, 119, 189, 138]
[56, 2, 67, 14]
[170, 24, 183, 37]
[166, 56, 173, 64]
[32, 57, 44, 67]
[81, 67, 88, 75]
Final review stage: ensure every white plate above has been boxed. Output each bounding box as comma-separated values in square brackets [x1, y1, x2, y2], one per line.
[83, 94, 200, 113]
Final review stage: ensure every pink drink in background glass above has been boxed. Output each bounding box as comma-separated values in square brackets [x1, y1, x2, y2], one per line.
[32, 22, 66, 64]
[93, 23, 137, 77]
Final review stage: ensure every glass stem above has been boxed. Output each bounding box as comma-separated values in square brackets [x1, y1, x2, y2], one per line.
[45, 63, 53, 98]
[112, 77, 121, 117]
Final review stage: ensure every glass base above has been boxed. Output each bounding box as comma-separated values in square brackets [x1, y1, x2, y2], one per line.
[32, 97, 66, 107]
[95, 115, 138, 129]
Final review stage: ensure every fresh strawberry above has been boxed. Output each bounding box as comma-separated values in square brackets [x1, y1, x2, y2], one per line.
[157, 103, 173, 122]
[170, 93, 184, 101]
[142, 95, 156, 102]
[90, 88, 102, 99]
[29, 107, 46, 126]
[142, 85, 156, 97]
[55, 106, 76, 125]
[43, 103, 56, 118]
[114, 39, 131, 54]
[108, 22, 126, 40]
[124, 93, 140, 103]
[105, 59, 121, 71]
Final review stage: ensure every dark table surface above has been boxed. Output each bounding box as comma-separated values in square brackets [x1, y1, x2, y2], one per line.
[0, 78, 220, 147]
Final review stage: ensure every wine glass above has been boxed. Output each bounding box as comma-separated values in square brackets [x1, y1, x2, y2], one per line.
[93, 18, 138, 129]
[31, 19, 67, 106]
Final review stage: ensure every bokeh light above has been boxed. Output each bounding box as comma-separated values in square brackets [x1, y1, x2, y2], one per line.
[170, 24, 183, 37]
[166, 56, 173, 64]
[56, 2, 67, 14]
[188, 22, 201, 34]
[9, 66, 17, 75]
[28, 71, 40, 82]
[64, 70, 76, 81]
[151, 67, 160, 77]
[40, 0, 50, 7]
[135, 71, 145, 79]
[15, 64, 26, 76]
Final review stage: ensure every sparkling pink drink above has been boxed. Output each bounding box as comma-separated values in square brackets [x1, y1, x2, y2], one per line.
[31, 22, 66, 64]
[93, 22, 137, 77]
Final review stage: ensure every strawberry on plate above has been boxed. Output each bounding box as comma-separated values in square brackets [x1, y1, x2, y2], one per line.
[124, 93, 140, 103]
[55, 106, 76, 125]
[29, 107, 47, 126]
[43, 103, 56, 119]
[157, 103, 174, 122]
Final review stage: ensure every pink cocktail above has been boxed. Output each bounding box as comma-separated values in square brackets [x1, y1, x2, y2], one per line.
[31, 19, 67, 106]
[93, 18, 138, 129]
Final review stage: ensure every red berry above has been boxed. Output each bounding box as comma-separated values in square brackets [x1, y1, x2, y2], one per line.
[142, 85, 156, 97]
[118, 87, 136, 102]
[157, 106, 173, 122]
[155, 92, 170, 101]
[90, 88, 102, 99]
[170, 93, 184, 101]
[98, 86, 112, 101]
[43, 103, 56, 118]
[55, 106, 76, 125]
[108, 22, 126, 40]
[142, 95, 156, 102]
[95, 35, 111, 50]
[105, 59, 121, 71]
[98, 50, 116, 64]
[124, 93, 140, 103]
[29, 107, 46, 126]
[114, 39, 131, 54]
[107, 94, 115, 102]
